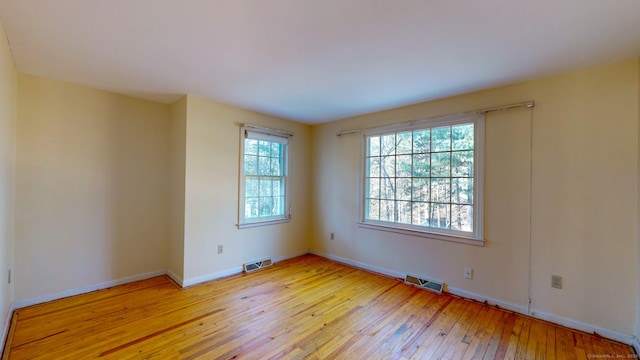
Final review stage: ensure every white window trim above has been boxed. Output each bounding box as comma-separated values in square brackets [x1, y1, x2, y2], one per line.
[359, 113, 485, 244]
[237, 125, 292, 229]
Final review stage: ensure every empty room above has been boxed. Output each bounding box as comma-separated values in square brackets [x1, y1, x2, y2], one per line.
[1, 1, 640, 359]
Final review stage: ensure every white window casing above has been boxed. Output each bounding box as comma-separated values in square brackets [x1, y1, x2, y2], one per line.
[359, 113, 485, 245]
[238, 125, 291, 229]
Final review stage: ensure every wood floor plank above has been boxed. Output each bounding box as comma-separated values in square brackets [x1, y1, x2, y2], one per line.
[2, 254, 635, 359]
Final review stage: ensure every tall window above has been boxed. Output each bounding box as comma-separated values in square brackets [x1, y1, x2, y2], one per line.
[239, 126, 290, 227]
[362, 114, 484, 242]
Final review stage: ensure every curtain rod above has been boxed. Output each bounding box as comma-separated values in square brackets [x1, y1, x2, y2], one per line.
[243, 124, 294, 137]
[336, 100, 534, 136]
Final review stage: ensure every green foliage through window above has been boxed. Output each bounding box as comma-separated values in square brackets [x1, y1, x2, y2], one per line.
[365, 122, 475, 233]
[243, 138, 286, 219]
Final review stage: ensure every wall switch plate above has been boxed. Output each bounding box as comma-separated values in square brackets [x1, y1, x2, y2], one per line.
[217, 245, 223, 254]
[551, 275, 562, 289]
[464, 267, 473, 279]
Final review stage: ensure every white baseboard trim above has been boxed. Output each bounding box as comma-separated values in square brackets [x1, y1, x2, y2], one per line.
[529, 308, 637, 348]
[4, 252, 639, 352]
[309, 249, 639, 349]
[166, 270, 184, 287]
[273, 249, 310, 263]
[182, 267, 244, 288]
[446, 286, 529, 315]
[309, 249, 405, 279]
[1, 302, 16, 356]
[631, 337, 640, 356]
[181, 250, 311, 288]
[12, 270, 166, 310]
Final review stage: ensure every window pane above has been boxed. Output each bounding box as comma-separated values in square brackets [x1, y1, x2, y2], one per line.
[274, 196, 285, 216]
[380, 156, 395, 177]
[396, 132, 412, 154]
[451, 205, 473, 231]
[258, 141, 271, 157]
[431, 178, 451, 203]
[432, 126, 451, 152]
[245, 177, 259, 198]
[381, 134, 396, 155]
[431, 152, 451, 177]
[380, 200, 394, 221]
[430, 203, 450, 229]
[412, 202, 429, 226]
[366, 199, 380, 220]
[245, 197, 258, 218]
[452, 177, 473, 205]
[259, 197, 274, 216]
[241, 133, 289, 225]
[396, 155, 412, 177]
[396, 178, 411, 200]
[368, 136, 380, 156]
[380, 178, 395, 200]
[452, 150, 473, 177]
[367, 157, 380, 177]
[367, 178, 380, 198]
[271, 157, 282, 176]
[413, 129, 430, 153]
[244, 155, 258, 175]
[273, 178, 283, 197]
[397, 201, 412, 224]
[452, 123, 474, 151]
[258, 156, 271, 175]
[412, 178, 430, 201]
[245, 139, 258, 155]
[412, 154, 430, 177]
[260, 178, 272, 196]
[271, 143, 281, 158]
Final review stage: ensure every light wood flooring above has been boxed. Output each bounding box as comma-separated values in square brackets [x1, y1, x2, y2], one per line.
[2, 254, 635, 359]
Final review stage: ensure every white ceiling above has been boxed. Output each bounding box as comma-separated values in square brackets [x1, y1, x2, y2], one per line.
[1, 1, 639, 123]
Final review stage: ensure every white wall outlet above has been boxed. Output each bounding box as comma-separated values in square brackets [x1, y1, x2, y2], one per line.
[464, 267, 473, 279]
[217, 245, 223, 254]
[552, 275, 562, 289]
[330, 232, 335, 240]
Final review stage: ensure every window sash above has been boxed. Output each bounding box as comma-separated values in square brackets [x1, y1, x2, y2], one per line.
[239, 126, 290, 227]
[360, 114, 484, 242]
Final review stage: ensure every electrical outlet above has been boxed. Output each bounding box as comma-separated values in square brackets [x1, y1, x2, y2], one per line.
[330, 232, 335, 240]
[464, 267, 473, 279]
[217, 245, 223, 254]
[551, 275, 562, 289]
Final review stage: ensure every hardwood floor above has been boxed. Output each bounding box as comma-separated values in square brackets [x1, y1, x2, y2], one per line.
[2, 254, 635, 359]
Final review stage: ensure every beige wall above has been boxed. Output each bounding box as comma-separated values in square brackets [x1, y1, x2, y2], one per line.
[182, 95, 311, 282]
[15, 75, 171, 301]
[310, 60, 639, 334]
[0, 19, 17, 341]
[169, 96, 187, 281]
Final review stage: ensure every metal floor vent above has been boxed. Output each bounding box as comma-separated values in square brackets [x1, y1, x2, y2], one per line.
[405, 274, 444, 294]
[243, 258, 273, 273]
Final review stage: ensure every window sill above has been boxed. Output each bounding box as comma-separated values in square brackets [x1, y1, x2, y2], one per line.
[357, 222, 485, 246]
[237, 217, 290, 229]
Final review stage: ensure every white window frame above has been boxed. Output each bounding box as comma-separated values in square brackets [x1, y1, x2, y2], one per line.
[359, 113, 485, 245]
[238, 125, 291, 229]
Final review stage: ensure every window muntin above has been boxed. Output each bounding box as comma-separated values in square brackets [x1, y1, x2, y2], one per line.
[239, 128, 289, 226]
[362, 115, 483, 241]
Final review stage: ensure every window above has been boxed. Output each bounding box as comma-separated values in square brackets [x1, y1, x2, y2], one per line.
[361, 114, 484, 243]
[239, 126, 291, 228]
